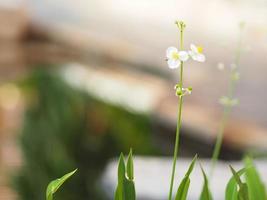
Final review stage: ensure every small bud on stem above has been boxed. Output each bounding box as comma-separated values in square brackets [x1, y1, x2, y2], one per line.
[175, 20, 186, 31]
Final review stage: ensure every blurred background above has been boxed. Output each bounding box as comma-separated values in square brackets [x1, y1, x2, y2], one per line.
[0, 0, 267, 199]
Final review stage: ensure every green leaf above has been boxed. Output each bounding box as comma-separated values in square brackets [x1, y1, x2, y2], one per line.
[175, 177, 190, 200]
[115, 151, 136, 200]
[127, 149, 134, 180]
[244, 157, 266, 200]
[115, 153, 126, 200]
[124, 178, 136, 200]
[175, 155, 197, 200]
[225, 168, 246, 200]
[46, 169, 77, 200]
[237, 184, 249, 200]
[229, 166, 249, 200]
[118, 153, 126, 185]
[200, 165, 212, 200]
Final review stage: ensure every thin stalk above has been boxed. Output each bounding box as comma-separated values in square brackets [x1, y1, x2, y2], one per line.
[210, 23, 245, 176]
[168, 28, 184, 200]
[210, 106, 231, 175]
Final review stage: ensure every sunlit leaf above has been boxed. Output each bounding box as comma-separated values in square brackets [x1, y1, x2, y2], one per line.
[244, 157, 266, 200]
[124, 178, 136, 200]
[46, 169, 77, 200]
[229, 166, 249, 200]
[115, 153, 126, 200]
[175, 155, 197, 200]
[200, 165, 212, 200]
[225, 168, 246, 200]
[127, 149, 134, 180]
[115, 151, 136, 200]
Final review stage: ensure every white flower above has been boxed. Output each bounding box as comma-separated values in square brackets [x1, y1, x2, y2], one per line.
[189, 44, 206, 62]
[219, 96, 239, 107]
[166, 47, 189, 69]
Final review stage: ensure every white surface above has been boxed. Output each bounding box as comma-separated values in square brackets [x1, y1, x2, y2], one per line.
[101, 157, 267, 200]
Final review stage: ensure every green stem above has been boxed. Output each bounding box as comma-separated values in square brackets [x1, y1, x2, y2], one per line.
[210, 106, 230, 176]
[210, 24, 244, 176]
[211, 76, 236, 175]
[168, 28, 184, 200]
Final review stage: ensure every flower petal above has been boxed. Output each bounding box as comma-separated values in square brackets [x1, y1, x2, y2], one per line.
[191, 54, 198, 61]
[178, 51, 189, 61]
[167, 59, 181, 69]
[190, 44, 198, 53]
[188, 51, 194, 57]
[166, 47, 178, 59]
[196, 54, 206, 62]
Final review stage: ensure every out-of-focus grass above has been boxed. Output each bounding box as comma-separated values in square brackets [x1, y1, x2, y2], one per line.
[12, 66, 157, 200]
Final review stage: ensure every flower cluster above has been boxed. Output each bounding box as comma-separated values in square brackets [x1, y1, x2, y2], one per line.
[166, 44, 205, 69]
[174, 84, 192, 97]
[219, 96, 239, 107]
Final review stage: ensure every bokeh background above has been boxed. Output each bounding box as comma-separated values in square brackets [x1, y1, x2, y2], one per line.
[0, 0, 267, 199]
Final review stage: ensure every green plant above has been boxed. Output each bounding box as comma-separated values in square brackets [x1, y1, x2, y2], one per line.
[46, 169, 77, 200]
[244, 157, 266, 200]
[113, 21, 267, 200]
[210, 22, 245, 175]
[229, 166, 249, 200]
[16, 21, 267, 200]
[200, 165, 212, 200]
[13, 67, 156, 200]
[166, 21, 206, 200]
[114, 150, 135, 200]
[174, 155, 197, 200]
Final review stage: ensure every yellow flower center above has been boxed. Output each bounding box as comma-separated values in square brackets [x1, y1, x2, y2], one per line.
[171, 52, 179, 60]
[197, 46, 203, 53]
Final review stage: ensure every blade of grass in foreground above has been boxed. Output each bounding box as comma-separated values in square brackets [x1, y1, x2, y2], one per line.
[175, 155, 197, 200]
[46, 169, 77, 200]
[210, 22, 245, 176]
[244, 157, 266, 200]
[200, 165, 212, 200]
[229, 166, 249, 200]
[115, 153, 126, 200]
[225, 168, 246, 200]
[114, 150, 136, 200]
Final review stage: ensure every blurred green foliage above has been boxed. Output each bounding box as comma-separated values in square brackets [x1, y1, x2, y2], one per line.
[13, 67, 156, 200]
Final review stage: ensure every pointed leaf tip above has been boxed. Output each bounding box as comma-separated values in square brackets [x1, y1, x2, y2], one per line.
[200, 165, 212, 200]
[185, 154, 198, 177]
[175, 155, 198, 200]
[127, 149, 134, 180]
[46, 169, 77, 200]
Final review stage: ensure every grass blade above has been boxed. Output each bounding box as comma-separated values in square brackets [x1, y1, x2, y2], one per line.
[244, 157, 266, 200]
[115, 151, 136, 200]
[115, 153, 126, 200]
[229, 166, 249, 200]
[46, 169, 77, 200]
[175, 155, 197, 200]
[127, 149, 134, 180]
[225, 168, 246, 200]
[200, 165, 212, 200]
[124, 178, 136, 200]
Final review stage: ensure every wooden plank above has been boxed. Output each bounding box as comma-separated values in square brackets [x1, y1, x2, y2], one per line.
[62, 64, 267, 151]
